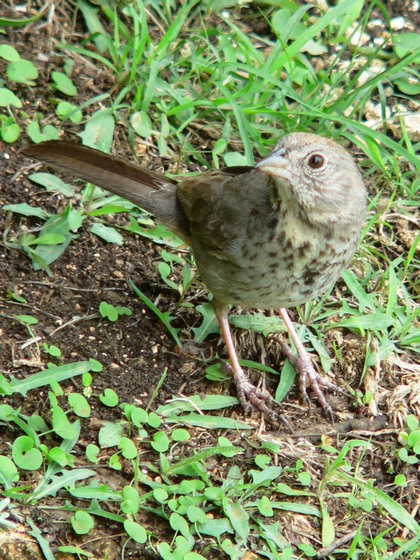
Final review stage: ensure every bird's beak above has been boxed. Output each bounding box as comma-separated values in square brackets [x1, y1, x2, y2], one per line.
[256, 148, 291, 181]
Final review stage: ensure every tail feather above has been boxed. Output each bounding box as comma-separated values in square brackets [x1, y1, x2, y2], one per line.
[21, 140, 193, 240]
[21, 141, 176, 212]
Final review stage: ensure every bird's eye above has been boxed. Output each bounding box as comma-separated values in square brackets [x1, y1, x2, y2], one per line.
[308, 154, 325, 169]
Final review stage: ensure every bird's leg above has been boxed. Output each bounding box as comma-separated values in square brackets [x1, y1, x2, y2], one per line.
[278, 308, 346, 418]
[214, 302, 283, 424]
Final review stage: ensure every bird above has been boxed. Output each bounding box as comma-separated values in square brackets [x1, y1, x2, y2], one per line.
[21, 133, 367, 422]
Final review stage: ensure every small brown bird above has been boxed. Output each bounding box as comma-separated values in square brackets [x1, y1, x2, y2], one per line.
[21, 133, 367, 421]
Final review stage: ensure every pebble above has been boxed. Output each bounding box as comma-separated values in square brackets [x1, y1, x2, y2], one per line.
[390, 16, 406, 31]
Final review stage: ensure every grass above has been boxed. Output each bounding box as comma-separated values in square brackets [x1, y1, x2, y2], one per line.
[1, 0, 420, 558]
[1, 364, 419, 557]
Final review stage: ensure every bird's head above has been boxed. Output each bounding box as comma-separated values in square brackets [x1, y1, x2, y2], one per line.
[257, 132, 367, 228]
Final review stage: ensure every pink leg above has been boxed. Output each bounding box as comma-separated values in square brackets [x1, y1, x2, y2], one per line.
[215, 302, 284, 424]
[278, 308, 345, 418]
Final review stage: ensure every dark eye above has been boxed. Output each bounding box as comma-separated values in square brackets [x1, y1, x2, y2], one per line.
[308, 154, 325, 169]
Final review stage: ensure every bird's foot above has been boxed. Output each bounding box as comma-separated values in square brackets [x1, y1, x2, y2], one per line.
[224, 362, 289, 427]
[274, 336, 346, 421]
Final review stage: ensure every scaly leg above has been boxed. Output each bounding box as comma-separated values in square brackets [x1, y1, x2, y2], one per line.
[278, 308, 346, 419]
[215, 301, 284, 425]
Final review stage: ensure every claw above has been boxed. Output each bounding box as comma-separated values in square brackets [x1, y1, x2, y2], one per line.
[272, 309, 348, 420]
[216, 303, 289, 426]
[227, 363, 290, 428]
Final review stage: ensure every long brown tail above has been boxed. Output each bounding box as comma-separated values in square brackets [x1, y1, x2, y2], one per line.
[21, 141, 176, 210]
[21, 141, 193, 239]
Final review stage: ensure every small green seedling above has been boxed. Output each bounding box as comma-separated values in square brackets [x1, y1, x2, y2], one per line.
[99, 301, 132, 322]
[398, 415, 420, 465]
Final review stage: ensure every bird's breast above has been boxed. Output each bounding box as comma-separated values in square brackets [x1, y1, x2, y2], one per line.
[192, 220, 356, 310]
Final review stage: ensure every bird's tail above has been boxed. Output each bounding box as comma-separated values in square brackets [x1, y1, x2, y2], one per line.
[21, 141, 175, 213]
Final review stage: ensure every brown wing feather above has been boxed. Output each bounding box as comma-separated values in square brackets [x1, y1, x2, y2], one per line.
[21, 141, 258, 244]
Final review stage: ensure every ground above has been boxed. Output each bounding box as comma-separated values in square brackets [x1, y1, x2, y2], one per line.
[0, 1, 419, 559]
